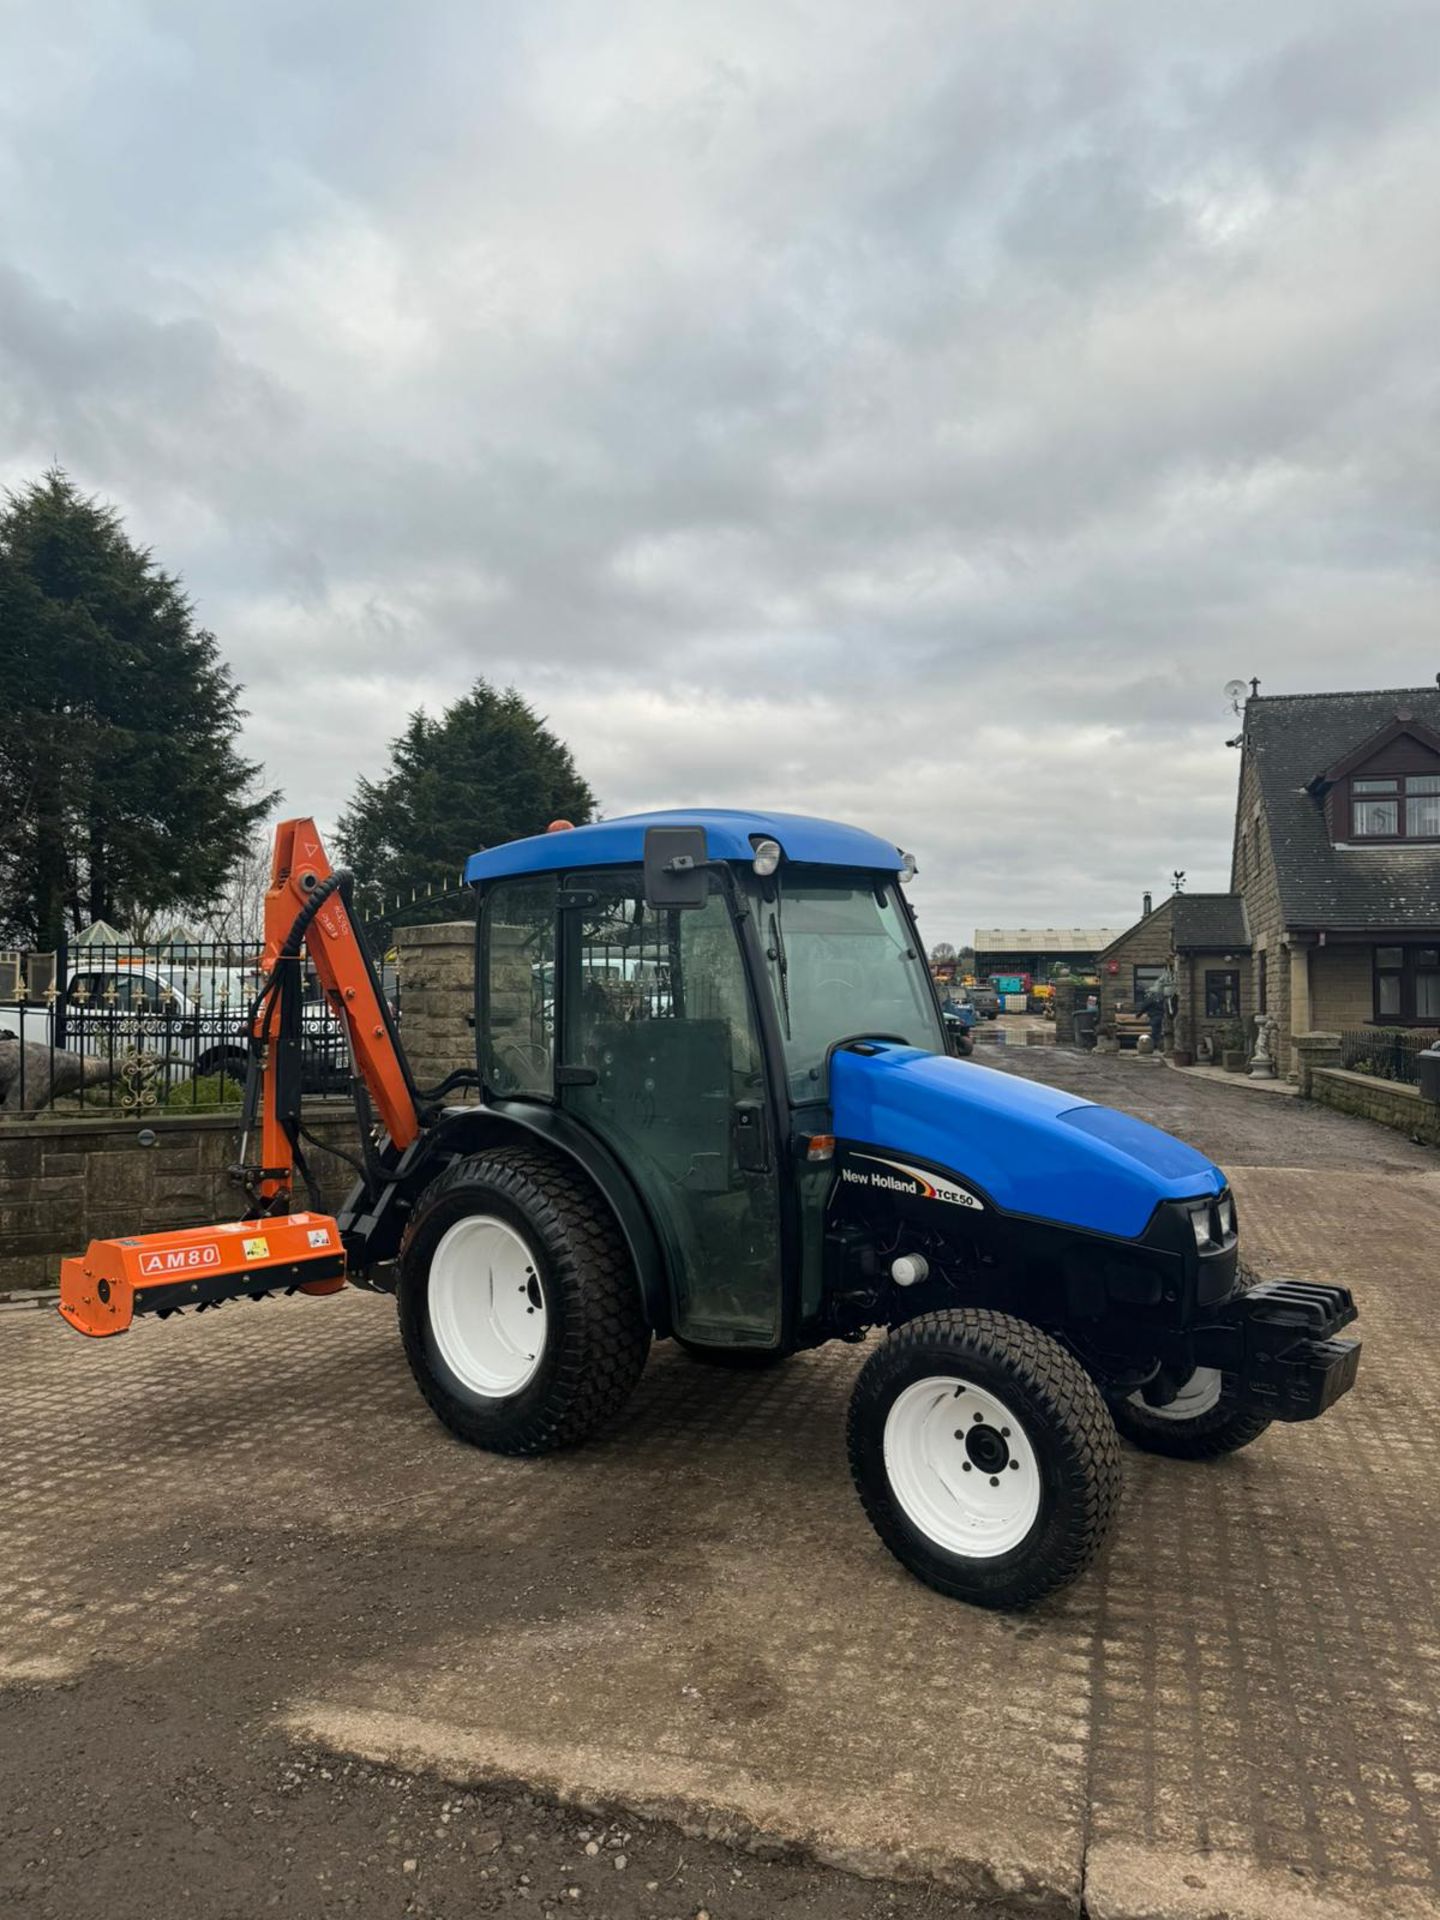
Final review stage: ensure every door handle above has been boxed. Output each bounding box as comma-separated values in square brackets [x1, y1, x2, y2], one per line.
[732, 1099, 769, 1173]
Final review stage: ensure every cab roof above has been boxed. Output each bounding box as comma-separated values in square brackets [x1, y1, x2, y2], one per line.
[464, 808, 905, 886]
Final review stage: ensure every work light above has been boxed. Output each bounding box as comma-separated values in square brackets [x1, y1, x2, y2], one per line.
[752, 837, 782, 876]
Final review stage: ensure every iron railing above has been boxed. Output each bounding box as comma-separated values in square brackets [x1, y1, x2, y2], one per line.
[1339, 1027, 1423, 1087]
[0, 938, 388, 1116]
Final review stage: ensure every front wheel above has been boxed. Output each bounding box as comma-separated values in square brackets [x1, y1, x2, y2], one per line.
[848, 1309, 1122, 1609]
[1109, 1369, 1271, 1460]
[398, 1148, 649, 1455]
[1108, 1265, 1272, 1461]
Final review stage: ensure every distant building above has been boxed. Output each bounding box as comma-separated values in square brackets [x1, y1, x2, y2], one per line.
[1096, 894, 1251, 1056]
[1096, 682, 1440, 1075]
[973, 930, 1120, 980]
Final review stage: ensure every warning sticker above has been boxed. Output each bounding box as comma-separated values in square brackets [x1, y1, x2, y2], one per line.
[307, 1228, 331, 1249]
[242, 1236, 271, 1262]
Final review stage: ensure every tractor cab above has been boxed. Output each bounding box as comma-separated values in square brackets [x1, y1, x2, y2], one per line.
[467, 811, 941, 1356]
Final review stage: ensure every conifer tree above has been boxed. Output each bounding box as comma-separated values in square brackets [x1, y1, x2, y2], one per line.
[337, 679, 595, 926]
[0, 470, 273, 947]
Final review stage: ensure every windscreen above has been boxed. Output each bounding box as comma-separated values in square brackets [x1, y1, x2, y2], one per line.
[759, 873, 945, 1098]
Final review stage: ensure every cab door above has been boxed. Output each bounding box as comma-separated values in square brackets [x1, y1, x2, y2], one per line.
[559, 868, 784, 1348]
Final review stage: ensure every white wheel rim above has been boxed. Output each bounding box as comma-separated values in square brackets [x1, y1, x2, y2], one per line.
[429, 1214, 547, 1397]
[883, 1375, 1042, 1559]
[1129, 1367, 1222, 1422]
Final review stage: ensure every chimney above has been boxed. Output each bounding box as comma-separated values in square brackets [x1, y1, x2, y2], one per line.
[1142, 891, 1153, 917]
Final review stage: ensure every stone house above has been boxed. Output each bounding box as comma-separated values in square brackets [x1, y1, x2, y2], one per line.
[1095, 893, 1252, 1059]
[1233, 685, 1440, 1076]
[1100, 683, 1440, 1076]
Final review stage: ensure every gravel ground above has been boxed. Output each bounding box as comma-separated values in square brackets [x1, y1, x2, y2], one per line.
[3, 1047, 1437, 1920]
[991, 1043, 1438, 1171]
[1, 1675, 1000, 1920]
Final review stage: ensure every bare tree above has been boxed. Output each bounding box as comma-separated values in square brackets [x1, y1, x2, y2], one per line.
[197, 826, 274, 946]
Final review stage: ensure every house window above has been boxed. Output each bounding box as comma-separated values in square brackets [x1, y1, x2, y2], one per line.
[1373, 945, 1440, 1023]
[1205, 969, 1240, 1018]
[1407, 776, 1440, 837]
[1133, 964, 1166, 1006]
[1257, 951, 1268, 1015]
[1351, 775, 1440, 841]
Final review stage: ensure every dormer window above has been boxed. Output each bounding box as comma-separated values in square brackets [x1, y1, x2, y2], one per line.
[1351, 774, 1440, 841]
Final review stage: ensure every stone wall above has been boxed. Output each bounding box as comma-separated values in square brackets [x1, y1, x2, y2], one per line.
[393, 920, 476, 1092]
[0, 1103, 359, 1293]
[1310, 943, 1378, 1031]
[1232, 746, 1293, 1071]
[1310, 1067, 1440, 1149]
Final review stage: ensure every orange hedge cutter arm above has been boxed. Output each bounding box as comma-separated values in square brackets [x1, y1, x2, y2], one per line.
[59, 819, 424, 1337]
[241, 818, 421, 1213]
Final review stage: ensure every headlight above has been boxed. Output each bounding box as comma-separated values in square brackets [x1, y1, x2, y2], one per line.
[1190, 1207, 1213, 1251]
[899, 851, 919, 884]
[1217, 1195, 1235, 1238]
[751, 837, 782, 877]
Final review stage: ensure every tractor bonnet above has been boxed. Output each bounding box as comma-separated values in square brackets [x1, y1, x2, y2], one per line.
[828, 1043, 1225, 1240]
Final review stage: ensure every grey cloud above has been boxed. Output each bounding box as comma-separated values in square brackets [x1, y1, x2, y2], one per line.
[1, 0, 1437, 938]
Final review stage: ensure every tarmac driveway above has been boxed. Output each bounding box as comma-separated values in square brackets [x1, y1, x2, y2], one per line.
[2, 1053, 1438, 1920]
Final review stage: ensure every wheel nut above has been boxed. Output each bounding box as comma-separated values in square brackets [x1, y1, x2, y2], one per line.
[961, 1462, 972, 1472]
[990, 1476, 1000, 1487]
[1009, 1460, 1020, 1470]
[1000, 1427, 1010, 1438]
[973, 1411, 984, 1423]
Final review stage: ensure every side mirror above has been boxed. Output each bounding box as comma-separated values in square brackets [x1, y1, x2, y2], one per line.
[643, 825, 709, 910]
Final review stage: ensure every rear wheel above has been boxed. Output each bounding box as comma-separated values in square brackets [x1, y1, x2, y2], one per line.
[399, 1149, 649, 1455]
[848, 1309, 1121, 1609]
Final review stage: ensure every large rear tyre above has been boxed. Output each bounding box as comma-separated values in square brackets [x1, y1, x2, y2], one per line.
[398, 1149, 649, 1455]
[848, 1309, 1121, 1610]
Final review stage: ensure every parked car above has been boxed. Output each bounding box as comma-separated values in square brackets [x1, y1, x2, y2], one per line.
[967, 982, 1000, 1019]
[1, 956, 346, 1095]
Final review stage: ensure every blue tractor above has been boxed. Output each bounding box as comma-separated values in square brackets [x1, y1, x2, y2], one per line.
[64, 808, 1360, 1610]
[366, 809, 1359, 1608]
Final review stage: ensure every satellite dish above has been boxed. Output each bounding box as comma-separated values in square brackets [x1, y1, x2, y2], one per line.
[1223, 679, 1248, 715]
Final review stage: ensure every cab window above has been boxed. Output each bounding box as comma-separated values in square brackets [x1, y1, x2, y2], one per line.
[481, 876, 556, 1095]
[759, 873, 944, 1098]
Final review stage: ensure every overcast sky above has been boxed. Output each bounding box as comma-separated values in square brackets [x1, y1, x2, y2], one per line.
[3, 1, 1438, 944]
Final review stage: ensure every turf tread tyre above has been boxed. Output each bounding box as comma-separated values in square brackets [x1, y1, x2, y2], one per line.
[398, 1147, 649, 1456]
[1108, 1264, 1273, 1461]
[848, 1308, 1122, 1609]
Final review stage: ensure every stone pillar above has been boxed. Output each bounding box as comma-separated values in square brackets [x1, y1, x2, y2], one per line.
[394, 921, 476, 1094]
[1291, 1031, 1342, 1099]
[1287, 943, 1312, 1078]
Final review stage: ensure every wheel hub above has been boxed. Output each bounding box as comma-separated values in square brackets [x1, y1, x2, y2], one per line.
[882, 1375, 1041, 1558]
[1133, 1365, 1223, 1422]
[428, 1213, 548, 1398]
[964, 1423, 1010, 1475]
